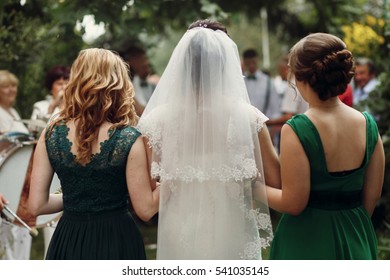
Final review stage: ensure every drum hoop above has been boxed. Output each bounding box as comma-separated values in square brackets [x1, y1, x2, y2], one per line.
[0, 139, 35, 228]
[0, 141, 23, 168]
[0, 136, 58, 228]
[0, 140, 37, 169]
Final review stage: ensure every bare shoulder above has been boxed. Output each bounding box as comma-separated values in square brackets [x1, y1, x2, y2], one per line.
[344, 105, 366, 120]
[280, 123, 302, 150]
[128, 136, 145, 158]
[37, 127, 48, 144]
[281, 123, 296, 137]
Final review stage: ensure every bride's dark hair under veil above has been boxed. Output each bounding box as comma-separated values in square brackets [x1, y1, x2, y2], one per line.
[137, 20, 272, 260]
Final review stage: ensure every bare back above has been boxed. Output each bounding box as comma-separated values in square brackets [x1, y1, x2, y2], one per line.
[305, 104, 367, 173]
[67, 120, 113, 160]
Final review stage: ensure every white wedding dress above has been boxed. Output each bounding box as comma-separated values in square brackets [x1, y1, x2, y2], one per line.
[137, 27, 273, 260]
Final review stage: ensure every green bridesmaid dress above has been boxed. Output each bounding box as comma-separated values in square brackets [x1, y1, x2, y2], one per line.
[270, 112, 379, 260]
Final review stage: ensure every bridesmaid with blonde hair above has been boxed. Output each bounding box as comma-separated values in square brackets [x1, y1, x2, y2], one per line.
[29, 48, 160, 259]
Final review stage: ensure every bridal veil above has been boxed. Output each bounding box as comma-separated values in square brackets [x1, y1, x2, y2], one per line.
[137, 26, 273, 259]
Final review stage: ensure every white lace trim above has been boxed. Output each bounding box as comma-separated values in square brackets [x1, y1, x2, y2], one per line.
[137, 104, 268, 156]
[137, 120, 164, 155]
[151, 158, 258, 183]
[251, 105, 269, 132]
[240, 238, 263, 259]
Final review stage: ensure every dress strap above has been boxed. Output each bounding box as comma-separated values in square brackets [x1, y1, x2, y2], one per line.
[362, 111, 379, 163]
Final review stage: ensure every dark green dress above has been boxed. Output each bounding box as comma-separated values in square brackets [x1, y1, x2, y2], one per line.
[44, 124, 146, 260]
[269, 112, 379, 260]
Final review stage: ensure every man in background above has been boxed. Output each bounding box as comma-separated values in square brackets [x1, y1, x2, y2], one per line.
[242, 49, 280, 120]
[353, 57, 379, 106]
[121, 45, 156, 116]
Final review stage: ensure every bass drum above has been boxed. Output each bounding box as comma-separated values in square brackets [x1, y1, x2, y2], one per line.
[0, 133, 62, 228]
[0, 133, 36, 223]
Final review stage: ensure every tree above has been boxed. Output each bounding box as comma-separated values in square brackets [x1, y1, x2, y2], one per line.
[0, 0, 83, 118]
[351, 0, 390, 260]
[0, 0, 369, 117]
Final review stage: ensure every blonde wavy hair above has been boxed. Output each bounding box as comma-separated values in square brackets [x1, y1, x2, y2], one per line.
[50, 48, 138, 165]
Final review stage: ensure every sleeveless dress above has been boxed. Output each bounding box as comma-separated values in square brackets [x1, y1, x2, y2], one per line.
[44, 124, 146, 260]
[269, 112, 379, 260]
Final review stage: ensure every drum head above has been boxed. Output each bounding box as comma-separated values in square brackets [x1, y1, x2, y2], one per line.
[0, 139, 34, 216]
[0, 136, 62, 228]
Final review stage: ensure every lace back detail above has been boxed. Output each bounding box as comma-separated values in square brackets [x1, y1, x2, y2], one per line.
[45, 125, 141, 212]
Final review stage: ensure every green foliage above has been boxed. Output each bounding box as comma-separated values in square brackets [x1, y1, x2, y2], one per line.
[0, 0, 382, 128]
[378, 234, 390, 260]
[369, 24, 390, 160]
[0, 0, 83, 118]
[362, 1, 390, 257]
[1, 0, 370, 120]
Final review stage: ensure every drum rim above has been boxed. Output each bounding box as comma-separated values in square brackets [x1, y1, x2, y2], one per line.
[0, 135, 59, 228]
[0, 139, 37, 169]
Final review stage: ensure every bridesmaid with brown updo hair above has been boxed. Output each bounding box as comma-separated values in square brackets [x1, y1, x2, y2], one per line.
[266, 33, 385, 259]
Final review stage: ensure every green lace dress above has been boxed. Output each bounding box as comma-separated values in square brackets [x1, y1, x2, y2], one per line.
[44, 124, 146, 260]
[269, 112, 379, 260]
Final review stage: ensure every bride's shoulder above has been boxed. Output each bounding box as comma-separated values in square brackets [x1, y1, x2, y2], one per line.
[243, 103, 268, 123]
[142, 104, 172, 120]
[244, 104, 269, 132]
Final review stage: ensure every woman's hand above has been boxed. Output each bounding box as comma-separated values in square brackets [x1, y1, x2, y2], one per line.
[0, 193, 9, 211]
[48, 89, 64, 114]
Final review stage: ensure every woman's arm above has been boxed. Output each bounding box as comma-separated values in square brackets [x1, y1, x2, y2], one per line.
[126, 136, 160, 221]
[362, 135, 385, 216]
[258, 124, 281, 189]
[266, 124, 311, 215]
[29, 129, 63, 216]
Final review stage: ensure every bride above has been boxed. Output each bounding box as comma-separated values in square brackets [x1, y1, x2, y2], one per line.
[137, 19, 280, 259]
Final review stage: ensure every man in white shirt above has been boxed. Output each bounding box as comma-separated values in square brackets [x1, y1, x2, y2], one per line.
[270, 86, 309, 123]
[353, 57, 379, 105]
[273, 55, 289, 102]
[242, 49, 280, 120]
[267, 85, 309, 152]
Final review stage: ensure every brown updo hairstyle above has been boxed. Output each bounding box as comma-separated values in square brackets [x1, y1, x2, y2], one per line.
[288, 33, 355, 101]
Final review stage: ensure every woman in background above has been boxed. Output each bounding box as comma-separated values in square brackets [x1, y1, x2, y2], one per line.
[31, 65, 70, 122]
[0, 70, 29, 134]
